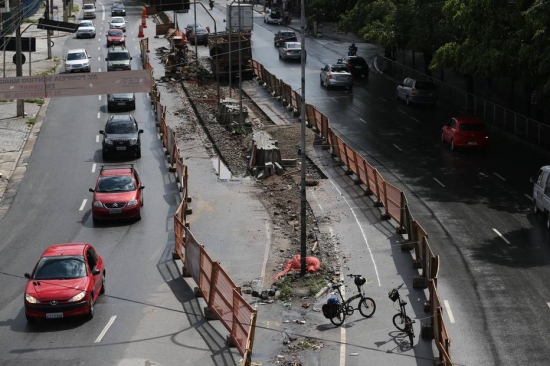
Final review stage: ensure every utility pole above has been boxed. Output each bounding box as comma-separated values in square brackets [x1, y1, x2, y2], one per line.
[45, 0, 52, 59]
[237, 0, 243, 127]
[299, 0, 306, 276]
[15, 25, 24, 116]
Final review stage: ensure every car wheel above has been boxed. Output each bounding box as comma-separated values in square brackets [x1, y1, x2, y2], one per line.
[102, 151, 108, 160]
[279, 53, 282, 59]
[131, 102, 136, 111]
[348, 85, 353, 91]
[441, 133, 445, 143]
[76, 35, 80, 39]
[451, 139, 456, 151]
[136, 149, 141, 159]
[100, 274, 105, 295]
[320, 77, 323, 86]
[264, 18, 266, 23]
[326, 80, 330, 90]
[86, 294, 95, 320]
[107, 105, 111, 113]
[406, 96, 411, 106]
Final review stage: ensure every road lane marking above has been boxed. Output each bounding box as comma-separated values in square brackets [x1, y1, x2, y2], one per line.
[433, 178, 445, 187]
[393, 144, 402, 151]
[379, 97, 387, 103]
[95, 316, 117, 343]
[493, 172, 506, 181]
[398, 109, 406, 115]
[444, 300, 455, 323]
[96, 135, 100, 143]
[359, 118, 366, 124]
[98, 68, 102, 72]
[97, 112, 101, 119]
[547, 302, 550, 309]
[493, 228, 511, 244]
[98, 56, 101, 61]
[98, 95, 101, 101]
[524, 194, 533, 201]
[79, 199, 87, 211]
[92, 163, 96, 173]
[410, 117, 420, 123]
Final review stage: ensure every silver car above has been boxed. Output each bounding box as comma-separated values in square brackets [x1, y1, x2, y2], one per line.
[76, 20, 96, 38]
[64, 48, 91, 73]
[320, 64, 353, 90]
[278, 42, 306, 62]
[395, 77, 437, 107]
[109, 17, 126, 32]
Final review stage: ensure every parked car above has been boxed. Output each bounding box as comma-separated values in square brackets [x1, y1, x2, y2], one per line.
[99, 114, 143, 159]
[441, 117, 489, 150]
[274, 30, 297, 47]
[23, 243, 105, 323]
[64, 48, 91, 73]
[337, 55, 369, 79]
[185, 23, 202, 35]
[89, 165, 144, 223]
[111, 2, 126, 16]
[532, 166, 550, 227]
[82, 3, 96, 19]
[395, 77, 437, 107]
[187, 26, 209, 45]
[76, 20, 96, 39]
[105, 45, 132, 71]
[107, 93, 135, 112]
[108, 16, 126, 32]
[278, 42, 306, 62]
[264, 8, 283, 25]
[320, 64, 354, 90]
[106, 28, 125, 47]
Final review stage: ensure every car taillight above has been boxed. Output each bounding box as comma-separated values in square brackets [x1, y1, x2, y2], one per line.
[346, 63, 352, 67]
[328, 75, 333, 79]
[411, 88, 417, 95]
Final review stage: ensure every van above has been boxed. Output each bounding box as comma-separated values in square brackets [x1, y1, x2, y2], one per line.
[105, 45, 132, 71]
[531, 165, 550, 228]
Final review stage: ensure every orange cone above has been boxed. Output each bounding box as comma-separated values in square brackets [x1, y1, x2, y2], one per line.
[142, 7, 147, 18]
[138, 25, 144, 38]
[142, 16, 147, 28]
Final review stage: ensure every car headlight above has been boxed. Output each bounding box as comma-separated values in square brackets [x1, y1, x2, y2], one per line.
[69, 291, 86, 302]
[25, 294, 39, 304]
[128, 138, 138, 145]
[93, 201, 104, 208]
[127, 198, 138, 207]
[104, 138, 113, 145]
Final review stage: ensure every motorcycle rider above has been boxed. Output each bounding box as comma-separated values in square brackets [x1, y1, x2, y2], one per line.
[348, 43, 358, 56]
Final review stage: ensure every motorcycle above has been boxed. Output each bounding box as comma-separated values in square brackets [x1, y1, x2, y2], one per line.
[209, 0, 214, 10]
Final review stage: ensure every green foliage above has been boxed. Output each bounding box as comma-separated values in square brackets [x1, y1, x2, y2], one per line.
[27, 117, 37, 126]
[24, 18, 39, 24]
[24, 99, 45, 106]
[307, 0, 359, 23]
[278, 278, 293, 301]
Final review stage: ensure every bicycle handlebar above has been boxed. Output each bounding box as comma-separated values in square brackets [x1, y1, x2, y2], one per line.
[396, 283, 404, 290]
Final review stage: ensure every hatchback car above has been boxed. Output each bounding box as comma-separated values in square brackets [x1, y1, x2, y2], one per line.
[24, 243, 105, 323]
[320, 64, 354, 90]
[89, 165, 144, 222]
[188, 26, 209, 45]
[279, 42, 306, 62]
[337, 55, 369, 79]
[100, 114, 143, 159]
[106, 28, 125, 47]
[109, 16, 126, 32]
[111, 2, 126, 16]
[64, 48, 91, 73]
[107, 93, 135, 112]
[396, 77, 437, 107]
[442, 117, 489, 150]
[274, 30, 297, 47]
[264, 8, 283, 25]
[76, 20, 96, 38]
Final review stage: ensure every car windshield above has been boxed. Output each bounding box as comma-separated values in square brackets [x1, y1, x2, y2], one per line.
[113, 3, 123, 8]
[79, 21, 93, 27]
[106, 121, 136, 133]
[108, 52, 130, 61]
[281, 32, 295, 38]
[111, 18, 123, 24]
[108, 30, 123, 37]
[459, 123, 485, 131]
[33, 256, 86, 280]
[415, 82, 436, 90]
[97, 176, 136, 192]
[67, 52, 87, 61]
[331, 66, 349, 73]
[83, 4, 94, 9]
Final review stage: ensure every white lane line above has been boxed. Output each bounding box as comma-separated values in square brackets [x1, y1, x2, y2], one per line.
[493, 172, 506, 181]
[96, 135, 100, 143]
[98, 56, 101, 61]
[547, 302, 550, 309]
[95, 315, 117, 343]
[92, 163, 97, 173]
[98, 68, 102, 72]
[433, 178, 445, 187]
[398, 109, 407, 115]
[410, 117, 420, 123]
[98, 47, 100, 51]
[444, 300, 455, 323]
[98, 95, 102, 101]
[379, 97, 387, 103]
[493, 228, 511, 244]
[393, 144, 402, 151]
[97, 112, 101, 119]
[359, 118, 366, 124]
[79, 199, 88, 211]
[524, 194, 533, 201]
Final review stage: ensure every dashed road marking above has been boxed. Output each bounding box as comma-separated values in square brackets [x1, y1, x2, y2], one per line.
[524, 194, 533, 201]
[547, 302, 550, 309]
[96, 135, 100, 143]
[410, 117, 420, 123]
[398, 109, 407, 115]
[444, 300, 455, 323]
[359, 118, 366, 124]
[98, 95, 101, 101]
[393, 144, 402, 151]
[98, 56, 101, 61]
[493, 228, 511, 244]
[92, 163, 96, 173]
[79, 199, 87, 211]
[493, 172, 506, 181]
[379, 97, 387, 103]
[95, 316, 117, 343]
[97, 112, 101, 119]
[433, 178, 445, 187]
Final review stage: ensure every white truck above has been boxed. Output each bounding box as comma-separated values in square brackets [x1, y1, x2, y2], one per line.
[225, 3, 253, 39]
[531, 165, 550, 228]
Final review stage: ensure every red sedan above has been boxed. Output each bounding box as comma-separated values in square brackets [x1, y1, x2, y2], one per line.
[89, 165, 144, 223]
[24, 243, 105, 323]
[442, 116, 489, 150]
[106, 28, 125, 47]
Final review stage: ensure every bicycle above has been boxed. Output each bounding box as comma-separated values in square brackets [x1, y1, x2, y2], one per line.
[322, 274, 376, 326]
[388, 283, 415, 346]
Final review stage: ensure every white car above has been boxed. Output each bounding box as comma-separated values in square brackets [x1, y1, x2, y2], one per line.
[64, 48, 91, 73]
[76, 20, 96, 38]
[109, 17, 126, 32]
[264, 8, 283, 25]
[82, 3, 96, 19]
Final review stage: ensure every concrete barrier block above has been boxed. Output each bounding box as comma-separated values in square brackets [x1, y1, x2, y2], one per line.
[420, 322, 434, 339]
[182, 265, 191, 278]
[185, 206, 193, 215]
[203, 306, 218, 320]
[400, 241, 414, 251]
[423, 300, 431, 313]
[193, 286, 203, 297]
[413, 276, 429, 289]
[225, 334, 235, 347]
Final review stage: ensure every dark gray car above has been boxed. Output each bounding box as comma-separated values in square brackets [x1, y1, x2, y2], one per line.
[107, 93, 135, 112]
[395, 77, 437, 107]
[100, 115, 143, 160]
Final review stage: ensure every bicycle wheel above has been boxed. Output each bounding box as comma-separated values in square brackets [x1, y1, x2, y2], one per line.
[392, 313, 411, 331]
[407, 326, 415, 347]
[359, 297, 376, 318]
[330, 305, 346, 326]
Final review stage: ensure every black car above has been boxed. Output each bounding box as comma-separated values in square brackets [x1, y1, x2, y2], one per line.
[188, 26, 209, 45]
[100, 115, 143, 160]
[337, 56, 369, 79]
[107, 93, 135, 112]
[274, 30, 297, 47]
[111, 3, 126, 16]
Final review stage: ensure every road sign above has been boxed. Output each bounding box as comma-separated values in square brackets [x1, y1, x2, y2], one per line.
[37, 18, 80, 33]
[0, 70, 152, 99]
[0, 37, 36, 52]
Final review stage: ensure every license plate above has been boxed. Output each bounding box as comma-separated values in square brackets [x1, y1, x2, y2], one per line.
[46, 312, 63, 319]
[468, 142, 478, 145]
[118, 102, 126, 105]
[116, 146, 126, 150]
[109, 208, 122, 214]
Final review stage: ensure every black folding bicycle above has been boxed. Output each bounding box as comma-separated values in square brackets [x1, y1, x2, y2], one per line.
[388, 283, 415, 346]
[323, 274, 376, 326]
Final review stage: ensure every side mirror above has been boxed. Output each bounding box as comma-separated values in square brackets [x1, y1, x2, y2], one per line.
[104, 58, 108, 61]
[91, 269, 100, 276]
[24, 273, 31, 279]
[223, 19, 226, 23]
[89, 188, 95, 192]
[337, 59, 342, 63]
[88, 56, 91, 59]
[99, 130, 105, 134]
[130, 57, 133, 60]
[139, 185, 145, 190]
[138, 129, 144, 133]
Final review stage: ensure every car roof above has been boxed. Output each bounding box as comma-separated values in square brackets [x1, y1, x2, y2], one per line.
[108, 28, 124, 33]
[99, 167, 134, 177]
[328, 64, 350, 70]
[285, 42, 301, 47]
[111, 16, 125, 20]
[280, 30, 295, 34]
[108, 114, 134, 122]
[67, 48, 87, 54]
[454, 116, 484, 124]
[108, 45, 129, 51]
[42, 243, 89, 257]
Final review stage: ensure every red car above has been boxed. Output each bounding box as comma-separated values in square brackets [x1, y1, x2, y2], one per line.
[24, 243, 105, 323]
[442, 116, 489, 150]
[106, 28, 125, 47]
[89, 165, 144, 223]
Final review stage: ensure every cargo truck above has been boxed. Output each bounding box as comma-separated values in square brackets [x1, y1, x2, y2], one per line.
[225, 3, 253, 39]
